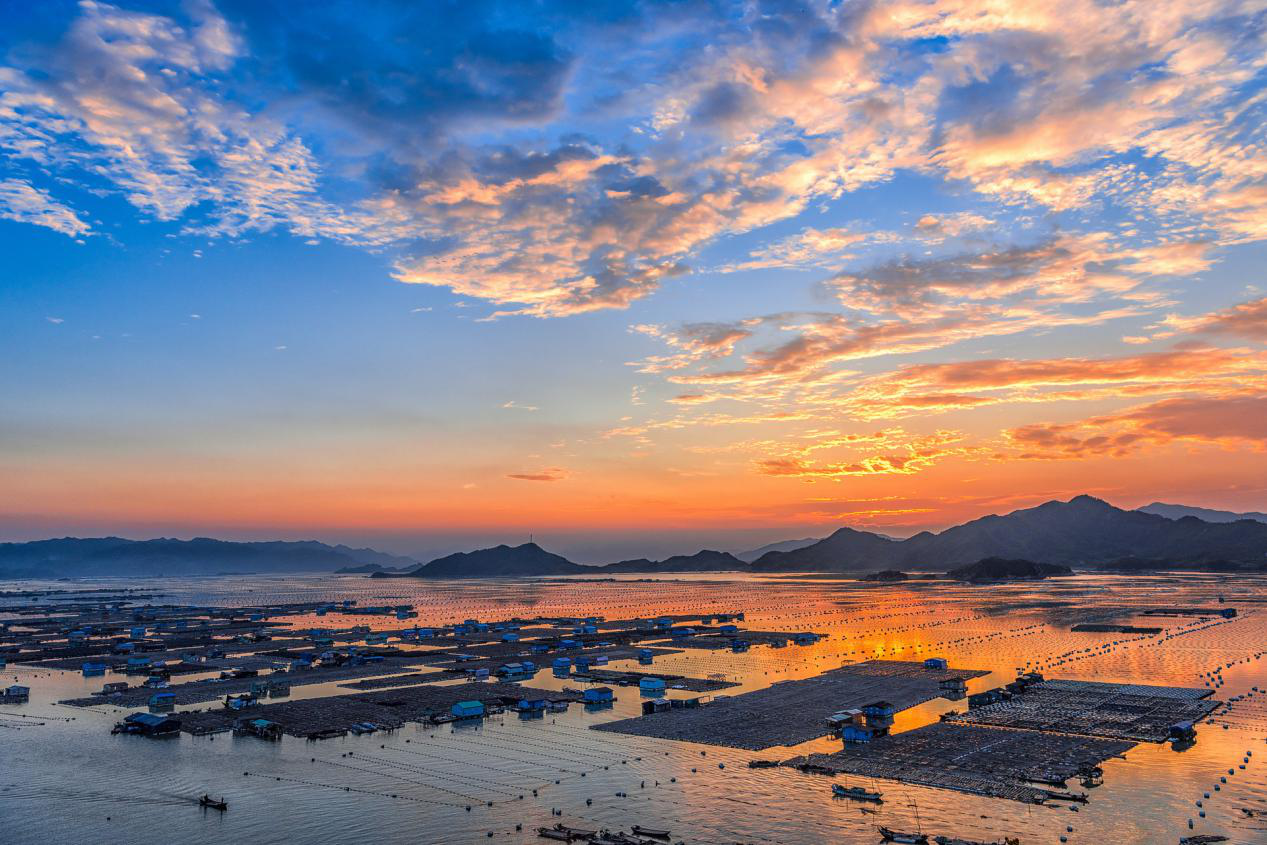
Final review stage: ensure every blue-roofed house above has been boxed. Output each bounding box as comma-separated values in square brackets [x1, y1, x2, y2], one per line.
[451, 700, 484, 719]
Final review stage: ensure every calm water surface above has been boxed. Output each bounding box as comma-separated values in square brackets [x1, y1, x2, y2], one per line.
[2, 573, 1266, 844]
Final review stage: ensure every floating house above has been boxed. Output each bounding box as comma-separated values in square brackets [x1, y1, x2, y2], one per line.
[826, 709, 863, 731]
[574, 656, 593, 672]
[501, 632, 520, 643]
[466, 667, 490, 680]
[559, 639, 582, 650]
[100, 681, 129, 696]
[638, 677, 667, 695]
[968, 688, 1011, 709]
[224, 693, 256, 710]
[1169, 721, 1197, 743]
[718, 624, 738, 635]
[237, 718, 283, 740]
[148, 691, 176, 708]
[641, 697, 672, 715]
[2, 684, 30, 703]
[451, 700, 485, 719]
[924, 657, 949, 671]
[81, 662, 108, 676]
[842, 724, 876, 743]
[792, 632, 820, 646]
[552, 657, 572, 673]
[583, 687, 614, 704]
[638, 649, 654, 664]
[517, 696, 547, 712]
[113, 712, 180, 736]
[861, 701, 896, 720]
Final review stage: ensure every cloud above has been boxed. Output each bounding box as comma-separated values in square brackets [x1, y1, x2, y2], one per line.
[1161, 296, 1267, 341]
[829, 233, 1148, 315]
[755, 429, 980, 479]
[506, 467, 569, 482]
[727, 226, 883, 271]
[2, 0, 1264, 318]
[843, 344, 1264, 420]
[1008, 393, 1267, 459]
[913, 212, 993, 241]
[0, 179, 90, 236]
[502, 401, 539, 412]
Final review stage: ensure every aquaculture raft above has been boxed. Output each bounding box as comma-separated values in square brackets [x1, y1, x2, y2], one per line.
[591, 660, 988, 750]
[945, 678, 1219, 742]
[788, 722, 1134, 804]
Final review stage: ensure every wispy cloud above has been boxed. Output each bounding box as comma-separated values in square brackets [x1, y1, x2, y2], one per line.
[506, 467, 569, 482]
[0, 179, 90, 236]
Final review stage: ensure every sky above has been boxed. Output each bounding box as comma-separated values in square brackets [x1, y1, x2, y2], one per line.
[2, 0, 1266, 562]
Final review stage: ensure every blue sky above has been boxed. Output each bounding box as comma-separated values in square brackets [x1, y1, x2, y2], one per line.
[2, 0, 1266, 561]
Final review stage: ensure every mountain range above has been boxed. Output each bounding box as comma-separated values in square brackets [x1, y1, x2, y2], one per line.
[748, 495, 1267, 571]
[1137, 502, 1267, 524]
[0, 537, 419, 579]
[4, 495, 1267, 578]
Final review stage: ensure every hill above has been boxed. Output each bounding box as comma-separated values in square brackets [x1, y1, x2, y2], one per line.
[1138, 502, 1267, 524]
[750, 526, 898, 572]
[947, 557, 1074, 582]
[734, 537, 820, 562]
[602, 549, 747, 573]
[396, 542, 589, 578]
[0, 537, 419, 578]
[753, 495, 1267, 572]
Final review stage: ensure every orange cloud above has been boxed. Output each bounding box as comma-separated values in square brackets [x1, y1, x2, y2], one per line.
[1008, 392, 1267, 459]
[506, 467, 570, 482]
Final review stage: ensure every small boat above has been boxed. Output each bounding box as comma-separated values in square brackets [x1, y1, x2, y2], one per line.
[833, 783, 883, 802]
[536, 829, 571, 842]
[1041, 789, 1088, 803]
[199, 795, 227, 811]
[880, 828, 929, 844]
[748, 759, 780, 768]
[631, 825, 670, 838]
[1180, 836, 1229, 845]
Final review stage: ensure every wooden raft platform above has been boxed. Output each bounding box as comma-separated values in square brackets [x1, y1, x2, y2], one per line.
[786, 722, 1135, 803]
[591, 660, 988, 750]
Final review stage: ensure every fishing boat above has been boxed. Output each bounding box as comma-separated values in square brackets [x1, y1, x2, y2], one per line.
[536, 829, 571, 842]
[1041, 789, 1088, 803]
[879, 827, 929, 844]
[199, 795, 227, 811]
[748, 759, 780, 768]
[833, 783, 883, 802]
[1180, 836, 1229, 845]
[630, 825, 670, 838]
[934, 837, 1020, 845]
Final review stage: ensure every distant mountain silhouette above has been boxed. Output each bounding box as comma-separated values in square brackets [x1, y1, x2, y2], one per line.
[947, 557, 1074, 581]
[0, 537, 419, 578]
[753, 495, 1267, 571]
[391, 542, 589, 578]
[602, 549, 747, 573]
[750, 526, 898, 571]
[1139, 502, 1267, 524]
[734, 537, 821, 562]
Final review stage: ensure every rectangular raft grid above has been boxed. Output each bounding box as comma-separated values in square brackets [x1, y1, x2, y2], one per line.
[177, 682, 582, 736]
[591, 660, 989, 750]
[946, 679, 1218, 742]
[787, 722, 1135, 803]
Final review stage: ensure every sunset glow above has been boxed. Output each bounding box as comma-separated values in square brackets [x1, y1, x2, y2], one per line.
[3, 0, 1266, 559]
